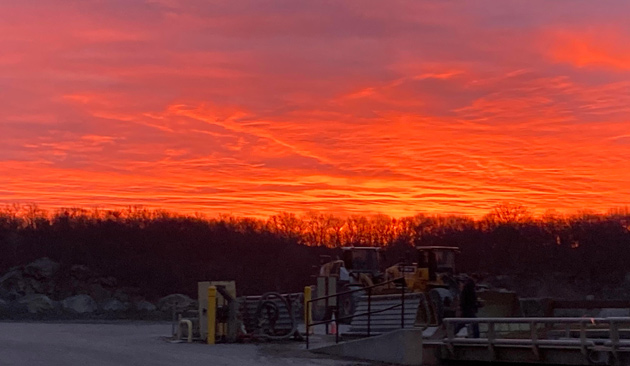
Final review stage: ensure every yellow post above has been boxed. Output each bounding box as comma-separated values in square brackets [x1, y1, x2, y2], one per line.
[304, 286, 312, 335]
[207, 286, 217, 345]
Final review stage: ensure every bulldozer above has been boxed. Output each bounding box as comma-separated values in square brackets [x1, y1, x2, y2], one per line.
[314, 246, 520, 328]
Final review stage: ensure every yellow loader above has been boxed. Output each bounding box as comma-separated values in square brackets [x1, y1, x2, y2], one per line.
[315, 246, 520, 327]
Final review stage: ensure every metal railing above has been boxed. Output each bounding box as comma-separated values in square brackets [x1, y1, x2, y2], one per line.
[443, 317, 630, 362]
[305, 276, 406, 349]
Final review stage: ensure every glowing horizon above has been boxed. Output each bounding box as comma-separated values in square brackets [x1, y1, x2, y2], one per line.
[1, 1, 629, 219]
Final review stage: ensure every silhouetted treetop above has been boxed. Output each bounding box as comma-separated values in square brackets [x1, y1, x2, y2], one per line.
[0, 203, 629, 298]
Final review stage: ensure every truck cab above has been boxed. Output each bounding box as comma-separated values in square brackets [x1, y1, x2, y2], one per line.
[402, 246, 459, 292]
[341, 247, 382, 276]
[417, 246, 459, 281]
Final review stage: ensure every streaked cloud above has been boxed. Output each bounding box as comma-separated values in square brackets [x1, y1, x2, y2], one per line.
[0, 0, 629, 218]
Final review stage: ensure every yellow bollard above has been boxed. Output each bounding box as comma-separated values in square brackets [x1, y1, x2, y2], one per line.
[304, 286, 312, 335]
[207, 286, 217, 345]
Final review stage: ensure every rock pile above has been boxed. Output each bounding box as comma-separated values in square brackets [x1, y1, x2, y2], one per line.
[0, 257, 196, 318]
[482, 272, 630, 301]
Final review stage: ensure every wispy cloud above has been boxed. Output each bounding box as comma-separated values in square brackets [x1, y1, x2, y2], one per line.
[1, 0, 629, 218]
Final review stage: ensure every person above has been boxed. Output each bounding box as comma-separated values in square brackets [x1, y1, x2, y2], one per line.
[458, 277, 480, 338]
[442, 297, 456, 319]
[339, 264, 350, 282]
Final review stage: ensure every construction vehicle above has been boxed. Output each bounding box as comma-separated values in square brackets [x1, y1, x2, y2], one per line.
[313, 247, 387, 322]
[385, 246, 460, 290]
[314, 246, 520, 328]
[313, 246, 457, 323]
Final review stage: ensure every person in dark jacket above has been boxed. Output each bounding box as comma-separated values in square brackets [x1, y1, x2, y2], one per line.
[458, 277, 480, 338]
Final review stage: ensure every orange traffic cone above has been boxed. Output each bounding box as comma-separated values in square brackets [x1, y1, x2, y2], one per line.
[330, 313, 337, 335]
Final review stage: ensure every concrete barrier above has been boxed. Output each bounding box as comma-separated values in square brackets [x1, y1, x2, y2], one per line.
[312, 328, 424, 365]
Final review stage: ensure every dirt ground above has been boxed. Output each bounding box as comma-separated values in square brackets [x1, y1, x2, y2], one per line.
[0, 322, 376, 366]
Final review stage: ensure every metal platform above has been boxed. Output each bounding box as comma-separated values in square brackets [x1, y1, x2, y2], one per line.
[435, 317, 630, 365]
[314, 317, 630, 365]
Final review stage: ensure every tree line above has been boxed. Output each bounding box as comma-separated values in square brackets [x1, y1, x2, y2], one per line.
[0, 203, 629, 299]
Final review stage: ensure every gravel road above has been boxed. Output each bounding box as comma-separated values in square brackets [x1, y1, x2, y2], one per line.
[0, 322, 372, 366]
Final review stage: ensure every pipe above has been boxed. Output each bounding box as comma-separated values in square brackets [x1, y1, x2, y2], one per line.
[254, 292, 298, 341]
[176, 319, 193, 343]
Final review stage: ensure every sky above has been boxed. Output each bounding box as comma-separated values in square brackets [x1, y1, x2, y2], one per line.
[1, 0, 629, 218]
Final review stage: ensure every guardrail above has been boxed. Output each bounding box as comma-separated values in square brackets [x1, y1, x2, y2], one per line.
[443, 317, 630, 363]
[305, 276, 407, 349]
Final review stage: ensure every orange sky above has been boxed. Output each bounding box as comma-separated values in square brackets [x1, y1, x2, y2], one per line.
[1, 1, 629, 218]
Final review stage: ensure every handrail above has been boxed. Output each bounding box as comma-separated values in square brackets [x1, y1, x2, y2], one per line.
[305, 276, 407, 349]
[308, 302, 402, 327]
[551, 300, 630, 309]
[444, 317, 630, 324]
[442, 317, 630, 362]
[308, 276, 406, 303]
